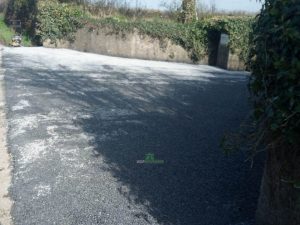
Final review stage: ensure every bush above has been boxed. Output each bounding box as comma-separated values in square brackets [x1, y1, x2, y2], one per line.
[248, 2, 300, 224]
[248, 0, 300, 147]
[5, 0, 37, 36]
[36, 0, 85, 43]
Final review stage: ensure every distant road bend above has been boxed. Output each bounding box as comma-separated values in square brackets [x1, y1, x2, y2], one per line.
[2, 47, 263, 225]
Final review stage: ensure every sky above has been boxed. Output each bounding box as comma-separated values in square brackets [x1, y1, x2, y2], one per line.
[130, 0, 263, 13]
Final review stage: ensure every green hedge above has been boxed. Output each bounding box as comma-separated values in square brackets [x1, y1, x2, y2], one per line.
[5, 0, 85, 43]
[248, 0, 300, 147]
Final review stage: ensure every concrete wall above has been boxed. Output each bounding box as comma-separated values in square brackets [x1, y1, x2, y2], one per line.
[43, 27, 245, 70]
[227, 53, 246, 71]
[43, 27, 202, 64]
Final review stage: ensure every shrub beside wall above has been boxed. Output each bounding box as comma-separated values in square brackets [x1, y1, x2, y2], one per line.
[248, 0, 300, 224]
[248, 0, 300, 147]
[36, 0, 85, 43]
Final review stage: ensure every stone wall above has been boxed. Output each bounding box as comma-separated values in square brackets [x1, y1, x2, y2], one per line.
[43, 27, 201, 64]
[43, 27, 245, 70]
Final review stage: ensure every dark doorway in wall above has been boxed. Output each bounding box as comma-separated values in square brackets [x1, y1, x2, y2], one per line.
[207, 30, 221, 66]
[216, 33, 230, 69]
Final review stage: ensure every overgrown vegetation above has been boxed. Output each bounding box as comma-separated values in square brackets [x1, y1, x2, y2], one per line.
[0, 14, 15, 45]
[0, 13, 31, 46]
[248, 0, 300, 152]
[4, 0, 254, 63]
[36, 0, 85, 43]
[34, 0, 253, 62]
[5, 0, 37, 36]
[246, 1, 300, 224]
[84, 15, 253, 62]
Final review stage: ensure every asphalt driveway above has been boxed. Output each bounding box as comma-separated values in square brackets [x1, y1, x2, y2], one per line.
[2, 47, 263, 225]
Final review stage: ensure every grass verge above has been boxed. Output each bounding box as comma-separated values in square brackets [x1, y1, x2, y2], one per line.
[0, 13, 31, 46]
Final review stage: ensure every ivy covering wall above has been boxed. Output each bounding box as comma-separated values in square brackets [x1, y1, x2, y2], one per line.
[248, 1, 300, 224]
[83, 16, 253, 63]
[248, 0, 300, 148]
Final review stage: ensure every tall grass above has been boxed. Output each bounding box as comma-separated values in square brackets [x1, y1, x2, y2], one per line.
[0, 13, 13, 45]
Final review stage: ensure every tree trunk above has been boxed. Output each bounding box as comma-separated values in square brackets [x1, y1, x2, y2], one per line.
[256, 145, 300, 225]
[181, 0, 196, 23]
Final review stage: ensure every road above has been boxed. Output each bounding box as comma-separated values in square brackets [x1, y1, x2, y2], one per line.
[1, 47, 263, 225]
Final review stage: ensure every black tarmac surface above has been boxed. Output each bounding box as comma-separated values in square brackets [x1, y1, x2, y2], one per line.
[2, 47, 264, 225]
